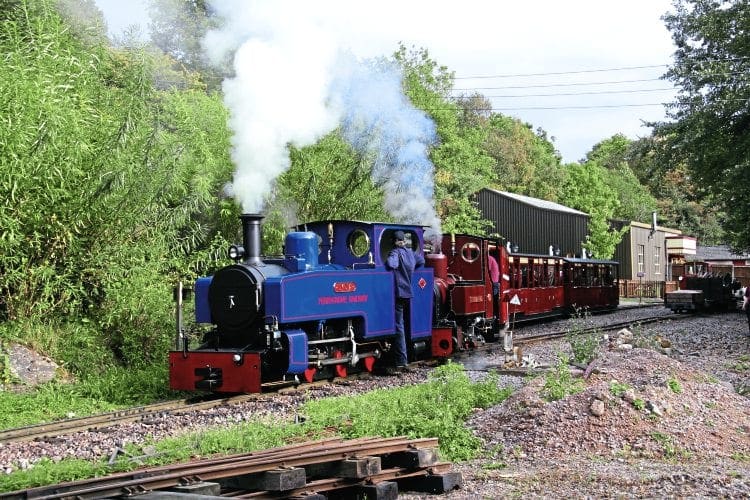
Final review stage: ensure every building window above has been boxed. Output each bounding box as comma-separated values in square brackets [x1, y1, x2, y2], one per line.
[637, 244, 645, 274]
[654, 246, 661, 275]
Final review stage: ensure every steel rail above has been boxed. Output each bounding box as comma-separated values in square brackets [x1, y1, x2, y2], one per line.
[515, 313, 690, 345]
[0, 394, 260, 444]
[6, 437, 441, 499]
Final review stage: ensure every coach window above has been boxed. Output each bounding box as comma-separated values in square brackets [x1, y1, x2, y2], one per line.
[532, 259, 543, 287]
[508, 258, 518, 288]
[546, 262, 556, 286]
[604, 265, 615, 285]
[348, 229, 370, 258]
[510, 258, 523, 288]
[575, 265, 586, 286]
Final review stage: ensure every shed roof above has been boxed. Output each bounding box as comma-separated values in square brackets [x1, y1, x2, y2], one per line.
[481, 188, 588, 216]
[689, 245, 750, 261]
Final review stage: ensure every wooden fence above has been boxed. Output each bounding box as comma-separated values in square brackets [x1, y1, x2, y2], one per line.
[618, 280, 677, 299]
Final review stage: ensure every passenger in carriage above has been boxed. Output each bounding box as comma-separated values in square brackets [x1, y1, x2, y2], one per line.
[488, 254, 500, 333]
[604, 266, 614, 286]
[743, 286, 750, 335]
[488, 254, 500, 299]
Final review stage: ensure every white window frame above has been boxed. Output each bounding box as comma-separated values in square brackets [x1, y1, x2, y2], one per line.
[637, 244, 645, 274]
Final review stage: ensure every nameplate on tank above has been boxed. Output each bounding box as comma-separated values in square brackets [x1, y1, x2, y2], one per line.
[333, 281, 357, 293]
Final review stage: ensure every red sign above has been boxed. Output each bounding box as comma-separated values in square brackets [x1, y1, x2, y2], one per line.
[418, 278, 427, 289]
[333, 281, 357, 293]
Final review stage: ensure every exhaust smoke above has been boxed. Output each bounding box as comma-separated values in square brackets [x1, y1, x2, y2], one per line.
[204, 1, 441, 234]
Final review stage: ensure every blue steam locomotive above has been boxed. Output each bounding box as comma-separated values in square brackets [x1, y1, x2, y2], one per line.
[169, 214, 449, 392]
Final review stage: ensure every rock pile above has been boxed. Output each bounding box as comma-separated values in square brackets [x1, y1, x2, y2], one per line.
[469, 347, 750, 462]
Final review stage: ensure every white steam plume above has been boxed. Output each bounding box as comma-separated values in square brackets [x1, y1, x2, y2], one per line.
[331, 56, 439, 231]
[205, 1, 441, 233]
[205, 1, 339, 213]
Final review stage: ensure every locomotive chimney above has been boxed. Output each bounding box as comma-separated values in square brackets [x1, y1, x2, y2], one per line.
[240, 213, 264, 266]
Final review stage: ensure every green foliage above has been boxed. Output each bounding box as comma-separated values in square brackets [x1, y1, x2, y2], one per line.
[0, 0, 234, 367]
[730, 356, 750, 373]
[146, 0, 225, 90]
[0, 382, 118, 429]
[0, 344, 18, 386]
[0, 365, 511, 490]
[542, 352, 584, 402]
[0, 457, 113, 493]
[568, 332, 599, 366]
[170, 418, 306, 460]
[609, 380, 632, 398]
[0, 411, 311, 491]
[559, 162, 627, 259]
[282, 135, 388, 216]
[301, 362, 512, 461]
[395, 45, 494, 234]
[628, 136, 725, 244]
[667, 375, 683, 394]
[0, 318, 116, 376]
[483, 114, 565, 202]
[650, 431, 677, 459]
[633, 398, 646, 411]
[586, 135, 658, 222]
[660, 0, 750, 251]
[0, 362, 171, 429]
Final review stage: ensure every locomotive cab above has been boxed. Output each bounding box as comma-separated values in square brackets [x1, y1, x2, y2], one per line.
[294, 220, 426, 270]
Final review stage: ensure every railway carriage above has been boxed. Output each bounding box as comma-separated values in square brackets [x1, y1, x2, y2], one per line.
[563, 257, 620, 313]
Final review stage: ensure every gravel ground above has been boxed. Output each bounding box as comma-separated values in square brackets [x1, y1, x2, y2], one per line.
[2, 303, 750, 498]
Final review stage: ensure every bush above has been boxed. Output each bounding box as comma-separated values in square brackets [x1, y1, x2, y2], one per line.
[301, 362, 512, 461]
[542, 352, 584, 402]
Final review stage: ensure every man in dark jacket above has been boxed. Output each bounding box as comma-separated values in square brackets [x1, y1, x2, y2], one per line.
[386, 230, 425, 370]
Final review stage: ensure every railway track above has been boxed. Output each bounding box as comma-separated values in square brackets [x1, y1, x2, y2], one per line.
[1, 307, 682, 444]
[515, 312, 691, 344]
[0, 394, 261, 444]
[1, 436, 461, 499]
[0, 375, 379, 445]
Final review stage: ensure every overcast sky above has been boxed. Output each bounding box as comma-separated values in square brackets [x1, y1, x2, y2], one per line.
[95, 0, 677, 164]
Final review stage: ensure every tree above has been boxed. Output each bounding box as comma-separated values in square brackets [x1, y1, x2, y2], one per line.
[146, 0, 225, 90]
[559, 163, 626, 259]
[584, 135, 658, 222]
[660, 0, 750, 251]
[629, 135, 725, 244]
[394, 45, 494, 234]
[0, 0, 233, 368]
[483, 114, 564, 202]
[256, 133, 389, 254]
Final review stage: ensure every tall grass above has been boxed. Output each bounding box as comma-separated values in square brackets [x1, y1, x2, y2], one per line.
[0, 363, 512, 492]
